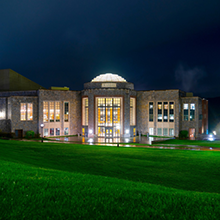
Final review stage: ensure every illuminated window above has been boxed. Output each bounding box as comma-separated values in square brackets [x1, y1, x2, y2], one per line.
[64, 102, 69, 122]
[158, 102, 162, 122]
[49, 102, 54, 122]
[27, 103, 33, 120]
[0, 111, 5, 119]
[163, 102, 168, 122]
[149, 102, 153, 122]
[183, 104, 188, 121]
[20, 103, 33, 121]
[43, 102, 49, 122]
[149, 128, 154, 135]
[169, 102, 174, 122]
[190, 103, 195, 121]
[130, 97, 136, 126]
[82, 98, 88, 125]
[20, 103, 26, 121]
[55, 102, 60, 122]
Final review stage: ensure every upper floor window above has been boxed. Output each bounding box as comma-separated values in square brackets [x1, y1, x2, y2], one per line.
[82, 98, 88, 126]
[190, 103, 195, 121]
[157, 102, 162, 122]
[43, 101, 62, 123]
[64, 102, 69, 122]
[163, 102, 168, 122]
[149, 102, 153, 122]
[130, 97, 136, 126]
[169, 102, 174, 122]
[20, 103, 33, 121]
[183, 104, 188, 121]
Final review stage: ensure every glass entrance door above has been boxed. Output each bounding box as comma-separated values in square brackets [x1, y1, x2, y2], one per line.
[105, 127, 113, 138]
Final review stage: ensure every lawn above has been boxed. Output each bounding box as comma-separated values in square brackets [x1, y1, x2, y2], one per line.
[0, 139, 220, 219]
[156, 139, 220, 147]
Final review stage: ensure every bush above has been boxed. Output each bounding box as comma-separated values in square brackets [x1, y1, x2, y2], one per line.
[179, 130, 188, 139]
[0, 132, 14, 138]
[25, 130, 35, 138]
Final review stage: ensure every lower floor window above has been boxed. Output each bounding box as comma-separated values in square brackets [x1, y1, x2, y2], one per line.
[169, 128, 174, 136]
[149, 128, 154, 135]
[157, 128, 162, 136]
[56, 128, 60, 136]
[50, 128, 54, 136]
[64, 127, 69, 135]
[163, 128, 168, 136]
[44, 128, 48, 136]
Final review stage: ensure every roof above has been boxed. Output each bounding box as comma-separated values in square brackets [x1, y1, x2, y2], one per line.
[91, 73, 127, 82]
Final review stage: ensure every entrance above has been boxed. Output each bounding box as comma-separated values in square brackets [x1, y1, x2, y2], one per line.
[189, 128, 195, 138]
[105, 127, 113, 138]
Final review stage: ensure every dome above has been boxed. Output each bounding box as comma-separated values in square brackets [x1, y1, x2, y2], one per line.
[91, 73, 127, 82]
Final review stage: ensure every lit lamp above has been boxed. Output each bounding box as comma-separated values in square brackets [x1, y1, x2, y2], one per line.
[41, 123, 44, 143]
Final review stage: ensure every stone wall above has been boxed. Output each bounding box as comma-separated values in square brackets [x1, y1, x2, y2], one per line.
[9, 96, 38, 135]
[0, 120, 11, 133]
[38, 89, 81, 136]
[84, 82, 134, 90]
[137, 90, 181, 136]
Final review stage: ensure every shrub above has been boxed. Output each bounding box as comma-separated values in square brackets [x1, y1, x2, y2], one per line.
[25, 130, 35, 138]
[179, 130, 188, 139]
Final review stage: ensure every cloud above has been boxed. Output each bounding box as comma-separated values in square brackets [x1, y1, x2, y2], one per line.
[175, 63, 206, 92]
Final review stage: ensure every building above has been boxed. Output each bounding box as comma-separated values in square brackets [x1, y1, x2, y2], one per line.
[0, 69, 208, 139]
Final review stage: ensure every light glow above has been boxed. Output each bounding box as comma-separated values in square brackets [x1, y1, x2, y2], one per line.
[91, 73, 127, 82]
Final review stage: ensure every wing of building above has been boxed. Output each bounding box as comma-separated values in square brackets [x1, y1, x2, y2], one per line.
[0, 70, 208, 139]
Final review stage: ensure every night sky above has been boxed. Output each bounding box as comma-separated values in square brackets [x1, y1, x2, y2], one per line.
[1, 0, 220, 98]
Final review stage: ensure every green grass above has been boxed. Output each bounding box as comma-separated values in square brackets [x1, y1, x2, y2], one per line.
[156, 139, 220, 147]
[0, 139, 220, 219]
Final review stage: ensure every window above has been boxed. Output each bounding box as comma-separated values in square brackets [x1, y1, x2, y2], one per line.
[169, 102, 174, 122]
[163, 102, 168, 122]
[190, 104, 195, 121]
[44, 128, 48, 136]
[64, 127, 69, 135]
[55, 102, 60, 122]
[64, 102, 69, 122]
[20, 103, 26, 121]
[163, 128, 168, 136]
[183, 104, 188, 121]
[50, 128, 54, 136]
[199, 114, 203, 120]
[158, 102, 162, 122]
[149, 128, 154, 135]
[149, 102, 153, 122]
[56, 128, 60, 136]
[157, 128, 162, 136]
[82, 98, 88, 125]
[130, 97, 136, 125]
[49, 102, 54, 122]
[20, 103, 33, 121]
[43, 102, 49, 122]
[169, 128, 174, 136]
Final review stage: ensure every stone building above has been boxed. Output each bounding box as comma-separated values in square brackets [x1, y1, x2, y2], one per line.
[0, 69, 208, 139]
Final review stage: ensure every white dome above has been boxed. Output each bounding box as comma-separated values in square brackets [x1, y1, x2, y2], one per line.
[91, 73, 127, 82]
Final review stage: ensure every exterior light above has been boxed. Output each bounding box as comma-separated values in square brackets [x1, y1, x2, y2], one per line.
[41, 124, 44, 143]
[89, 129, 93, 134]
[208, 134, 214, 141]
[126, 129, 129, 134]
[213, 131, 216, 135]
[125, 138, 129, 143]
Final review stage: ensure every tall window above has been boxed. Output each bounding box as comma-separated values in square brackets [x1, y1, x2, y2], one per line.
[149, 102, 153, 122]
[163, 102, 168, 122]
[130, 97, 136, 125]
[20, 103, 33, 121]
[64, 102, 69, 122]
[49, 102, 54, 122]
[82, 98, 88, 125]
[43, 102, 49, 122]
[55, 102, 60, 122]
[190, 103, 195, 121]
[183, 104, 188, 121]
[169, 128, 174, 136]
[163, 128, 168, 136]
[157, 128, 162, 136]
[169, 102, 174, 122]
[158, 102, 162, 122]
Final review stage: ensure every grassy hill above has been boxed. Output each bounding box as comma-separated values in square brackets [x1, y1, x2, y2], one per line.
[0, 139, 220, 219]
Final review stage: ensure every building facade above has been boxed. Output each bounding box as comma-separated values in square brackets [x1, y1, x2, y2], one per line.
[0, 69, 208, 139]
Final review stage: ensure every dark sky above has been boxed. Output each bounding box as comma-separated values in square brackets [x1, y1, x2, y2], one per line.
[1, 0, 220, 98]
